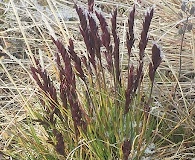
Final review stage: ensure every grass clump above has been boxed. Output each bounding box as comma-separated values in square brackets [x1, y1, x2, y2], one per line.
[6, 1, 162, 159]
[2, 0, 194, 159]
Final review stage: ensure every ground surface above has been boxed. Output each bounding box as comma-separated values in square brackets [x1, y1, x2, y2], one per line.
[0, 0, 195, 159]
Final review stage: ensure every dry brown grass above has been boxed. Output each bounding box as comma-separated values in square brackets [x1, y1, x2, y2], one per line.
[0, 0, 194, 159]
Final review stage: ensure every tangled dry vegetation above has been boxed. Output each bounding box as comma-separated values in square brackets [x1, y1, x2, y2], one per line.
[0, 0, 194, 159]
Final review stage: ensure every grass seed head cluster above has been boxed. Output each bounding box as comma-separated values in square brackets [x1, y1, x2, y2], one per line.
[29, 0, 162, 159]
[0, 0, 195, 159]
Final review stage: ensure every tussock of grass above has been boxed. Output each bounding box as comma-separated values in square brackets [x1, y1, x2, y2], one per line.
[0, 0, 194, 159]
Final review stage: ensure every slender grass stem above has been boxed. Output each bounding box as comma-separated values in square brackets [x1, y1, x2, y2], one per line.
[173, 16, 189, 99]
[99, 59, 107, 90]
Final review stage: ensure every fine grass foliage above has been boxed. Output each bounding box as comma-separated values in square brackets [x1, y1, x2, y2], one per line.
[0, 0, 195, 159]
[4, 0, 162, 159]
